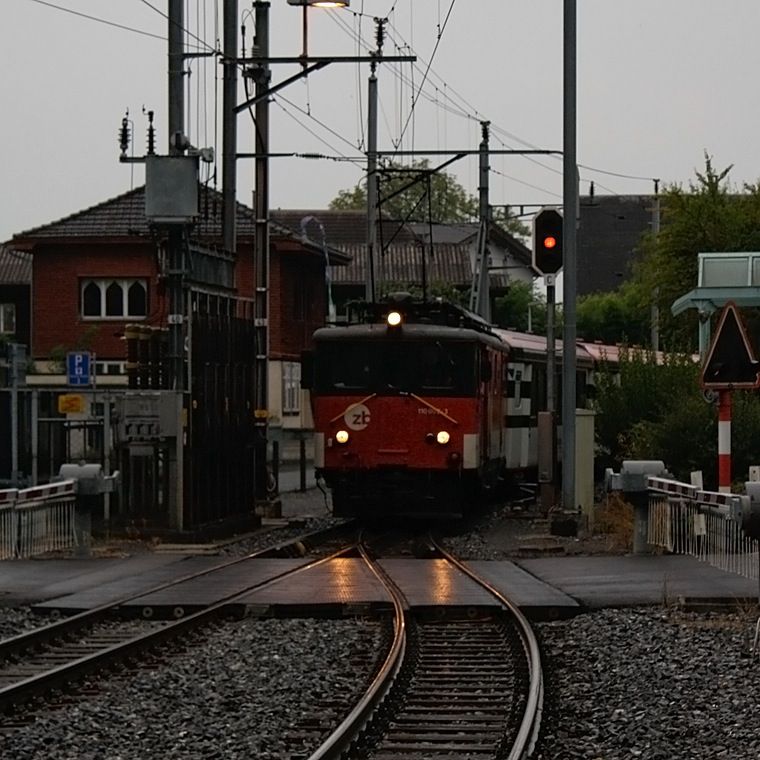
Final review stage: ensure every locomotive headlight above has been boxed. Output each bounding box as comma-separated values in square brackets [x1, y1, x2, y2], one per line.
[335, 429, 350, 444]
[436, 430, 450, 445]
[386, 310, 402, 327]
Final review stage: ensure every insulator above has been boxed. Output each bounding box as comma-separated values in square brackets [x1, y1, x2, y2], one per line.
[119, 117, 130, 155]
[375, 18, 385, 52]
[146, 110, 156, 155]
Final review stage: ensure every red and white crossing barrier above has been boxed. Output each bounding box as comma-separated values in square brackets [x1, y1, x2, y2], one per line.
[718, 391, 732, 493]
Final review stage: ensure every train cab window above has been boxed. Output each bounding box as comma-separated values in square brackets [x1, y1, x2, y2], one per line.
[419, 343, 457, 391]
[314, 339, 475, 396]
[315, 342, 373, 392]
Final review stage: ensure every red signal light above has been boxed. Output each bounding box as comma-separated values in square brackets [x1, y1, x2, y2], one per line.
[532, 207, 564, 275]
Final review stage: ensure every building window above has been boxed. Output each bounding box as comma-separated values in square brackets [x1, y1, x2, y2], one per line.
[0, 303, 16, 334]
[282, 361, 301, 415]
[80, 279, 148, 319]
[293, 282, 313, 321]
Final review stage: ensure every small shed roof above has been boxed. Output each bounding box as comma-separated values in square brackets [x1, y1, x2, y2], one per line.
[0, 246, 32, 284]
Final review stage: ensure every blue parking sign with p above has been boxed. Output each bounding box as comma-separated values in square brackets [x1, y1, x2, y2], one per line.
[67, 351, 92, 386]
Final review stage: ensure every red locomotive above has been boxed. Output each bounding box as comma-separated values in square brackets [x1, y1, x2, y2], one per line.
[303, 294, 597, 518]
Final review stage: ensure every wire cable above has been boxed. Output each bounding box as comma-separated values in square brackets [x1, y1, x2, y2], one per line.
[25, 0, 165, 40]
[137, 0, 219, 52]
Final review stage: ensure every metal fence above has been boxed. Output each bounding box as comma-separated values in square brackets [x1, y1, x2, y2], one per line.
[648, 477, 760, 582]
[0, 480, 77, 559]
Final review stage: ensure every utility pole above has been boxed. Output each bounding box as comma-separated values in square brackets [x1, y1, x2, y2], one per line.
[562, 0, 578, 512]
[168, 0, 186, 393]
[253, 1, 271, 500]
[167, 0, 187, 530]
[473, 121, 491, 321]
[650, 178, 661, 351]
[222, 0, 238, 253]
[366, 19, 384, 303]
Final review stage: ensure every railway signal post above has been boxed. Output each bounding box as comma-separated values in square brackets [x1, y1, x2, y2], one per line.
[532, 208, 564, 511]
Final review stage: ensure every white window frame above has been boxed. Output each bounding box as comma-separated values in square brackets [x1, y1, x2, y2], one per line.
[0, 303, 16, 334]
[81, 278, 148, 320]
[282, 361, 301, 415]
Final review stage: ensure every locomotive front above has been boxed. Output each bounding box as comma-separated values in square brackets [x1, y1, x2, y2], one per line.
[304, 298, 506, 518]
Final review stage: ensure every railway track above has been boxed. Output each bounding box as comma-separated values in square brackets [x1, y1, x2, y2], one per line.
[0, 521, 358, 719]
[310, 536, 543, 759]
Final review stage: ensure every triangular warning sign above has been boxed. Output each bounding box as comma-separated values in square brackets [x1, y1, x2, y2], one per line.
[701, 301, 760, 389]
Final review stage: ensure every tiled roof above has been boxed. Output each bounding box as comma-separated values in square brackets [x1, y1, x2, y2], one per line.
[408, 221, 531, 263]
[0, 247, 32, 284]
[271, 209, 419, 246]
[331, 242, 508, 288]
[13, 185, 277, 240]
[9, 186, 349, 263]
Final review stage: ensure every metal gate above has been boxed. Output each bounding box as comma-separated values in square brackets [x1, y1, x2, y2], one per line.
[0, 388, 110, 488]
[186, 292, 257, 529]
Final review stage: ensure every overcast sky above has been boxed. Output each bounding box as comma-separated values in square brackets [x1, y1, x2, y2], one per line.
[3, 0, 760, 244]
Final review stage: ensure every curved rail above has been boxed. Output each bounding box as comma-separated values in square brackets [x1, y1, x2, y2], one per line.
[432, 537, 544, 759]
[305, 533, 544, 759]
[307, 543, 407, 760]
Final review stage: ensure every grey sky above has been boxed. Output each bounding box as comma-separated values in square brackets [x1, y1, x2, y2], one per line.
[3, 0, 760, 244]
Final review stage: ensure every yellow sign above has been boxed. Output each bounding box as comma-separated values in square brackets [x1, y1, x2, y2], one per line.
[58, 394, 86, 415]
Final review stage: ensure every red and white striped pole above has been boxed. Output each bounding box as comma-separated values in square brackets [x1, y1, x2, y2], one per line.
[718, 390, 732, 493]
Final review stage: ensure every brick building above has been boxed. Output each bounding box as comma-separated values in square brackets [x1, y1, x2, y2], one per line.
[9, 186, 348, 438]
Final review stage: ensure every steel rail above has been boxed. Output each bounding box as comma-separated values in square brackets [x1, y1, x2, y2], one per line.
[0, 538, 358, 715]
[0, 519, 355, 662]
[306, 542, 407, 760]
[432, 537, 544, 759]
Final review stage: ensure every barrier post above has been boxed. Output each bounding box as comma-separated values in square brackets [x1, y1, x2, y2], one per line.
[299, 438, 307, 493]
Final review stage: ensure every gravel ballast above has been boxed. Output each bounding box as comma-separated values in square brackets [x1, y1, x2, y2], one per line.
[536, 607, 760, 759]
[0, 617, 383, 759]
[3, 490, 759, 757]
[2, 605, 759, 758]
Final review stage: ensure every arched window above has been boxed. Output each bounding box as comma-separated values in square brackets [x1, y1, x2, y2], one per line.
[105, 282, 124, 316]
[128, 281, 147, 316]
[83, 282, 101, 317]
[81, 278, 148, 319]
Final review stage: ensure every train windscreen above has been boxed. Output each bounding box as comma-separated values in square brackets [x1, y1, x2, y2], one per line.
[315, 340, 476, 396]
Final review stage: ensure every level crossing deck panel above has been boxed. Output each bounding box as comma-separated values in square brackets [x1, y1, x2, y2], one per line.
[125, 558, 309, 610]
[465, 560, 580, 614]
[32, 556, 223, 612]
[1, 555, 187, 606]
[379, 559, 500, 608]
[518, 555, 759, 608]
[238, 558, 387, 607]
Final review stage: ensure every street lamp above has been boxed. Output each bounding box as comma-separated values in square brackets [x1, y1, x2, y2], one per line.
[286, 0, 349, 61]
[287, 1, 349, 6]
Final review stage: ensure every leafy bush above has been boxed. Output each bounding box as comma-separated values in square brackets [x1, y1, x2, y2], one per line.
[592, 349, 760, 489]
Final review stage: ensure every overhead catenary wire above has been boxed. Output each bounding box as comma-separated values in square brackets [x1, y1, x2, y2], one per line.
[26, 0, 165, 40]
[137, 0, 219, 53]
[341, 7, 660, 201]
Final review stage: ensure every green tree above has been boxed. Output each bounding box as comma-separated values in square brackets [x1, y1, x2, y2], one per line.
[632, 154, 760, 350]
[576, 284, 650, 345]
[493, 281, 549, 333]
[593, 350, 705, 477]
[330, 159, 529, 238]
[593, 347, 760, 488]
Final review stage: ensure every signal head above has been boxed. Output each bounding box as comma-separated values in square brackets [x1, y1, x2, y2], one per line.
[532, 207, 564, 275]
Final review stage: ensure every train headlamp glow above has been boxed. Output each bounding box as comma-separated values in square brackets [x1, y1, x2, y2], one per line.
[386, 310, 402, 327]
[335, 430, 350, 444]
[436, 430, 450, 445]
